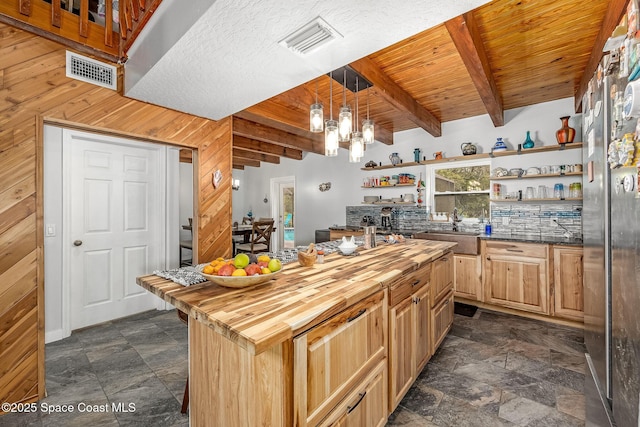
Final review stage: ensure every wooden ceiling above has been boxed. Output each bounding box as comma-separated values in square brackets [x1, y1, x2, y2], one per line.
[231, 0, 625, 169]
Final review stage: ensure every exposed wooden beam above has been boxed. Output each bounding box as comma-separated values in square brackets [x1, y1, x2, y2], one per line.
[232, 117, 324, 154]
[233, 164, 245, 170]
[233, 157, 260, 168]
[349, 57, 441, 137]
[233, 135, 303, 160]
[233, 147, 280, 164]
[179, 148, 192, 163]
[445, 12, 504, 127]
[234, 111, 323, 143]
[375, 125, 393, 145]
[575, 0, 628, 112]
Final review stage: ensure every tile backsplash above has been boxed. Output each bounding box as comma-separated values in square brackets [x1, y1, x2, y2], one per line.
[346, 203, 582, 238]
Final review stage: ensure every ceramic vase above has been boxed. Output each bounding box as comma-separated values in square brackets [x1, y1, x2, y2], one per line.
[556, 116, 575, 144]
[523, 131, 534, 149]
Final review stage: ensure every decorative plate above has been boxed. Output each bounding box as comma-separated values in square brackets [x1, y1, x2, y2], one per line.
[200, 269, 282, 288]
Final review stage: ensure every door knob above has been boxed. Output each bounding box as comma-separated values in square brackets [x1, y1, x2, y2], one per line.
[73, 240, 83, 246]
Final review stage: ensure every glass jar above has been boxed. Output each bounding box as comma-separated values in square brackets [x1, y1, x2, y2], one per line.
[317, 250, 324, 264]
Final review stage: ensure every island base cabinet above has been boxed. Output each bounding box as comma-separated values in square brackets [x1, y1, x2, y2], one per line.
[293, 291, 386, 427]
[318, 361, 387, 427]
[431, 291, 454, 353]
[189, 319, 290, 427]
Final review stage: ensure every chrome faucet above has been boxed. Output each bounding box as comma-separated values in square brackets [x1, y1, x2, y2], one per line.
[452, 208, 462, 232]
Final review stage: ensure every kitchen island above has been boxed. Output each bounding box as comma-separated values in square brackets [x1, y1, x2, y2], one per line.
[137, 239, 456, 426]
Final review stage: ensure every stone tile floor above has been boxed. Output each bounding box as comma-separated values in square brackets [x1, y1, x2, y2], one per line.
[0, 308, 585, 426]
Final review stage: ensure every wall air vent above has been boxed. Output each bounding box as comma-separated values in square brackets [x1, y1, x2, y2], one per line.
[65, 51, 117, 90]
[279, 17, 343, 56]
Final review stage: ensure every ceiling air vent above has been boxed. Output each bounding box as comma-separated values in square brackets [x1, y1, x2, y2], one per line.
[66, 51, 117, 90]
[279, 17, 342, 56]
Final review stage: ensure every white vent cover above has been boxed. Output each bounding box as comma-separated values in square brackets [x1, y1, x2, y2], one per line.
[66, 51, 117, 90]
[279, 17, 342, 56]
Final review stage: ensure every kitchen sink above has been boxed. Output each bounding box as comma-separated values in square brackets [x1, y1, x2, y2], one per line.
[413, 231, 481, 255]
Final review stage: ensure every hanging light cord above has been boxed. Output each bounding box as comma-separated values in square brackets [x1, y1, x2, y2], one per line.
[355, 78, 359, 132]
[329, 72, 333, 119]
[366, 86, 370, 119]
[342, 69, 347, 106]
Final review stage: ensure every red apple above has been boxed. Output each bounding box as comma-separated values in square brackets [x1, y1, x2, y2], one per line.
[244, 264, 261, 276]
[217, 264, 236, 276]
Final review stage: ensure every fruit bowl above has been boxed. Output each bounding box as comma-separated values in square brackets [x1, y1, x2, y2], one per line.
[200, 269, 282, 288]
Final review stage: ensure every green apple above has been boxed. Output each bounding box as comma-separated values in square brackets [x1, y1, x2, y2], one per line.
[234, 253, 250, 269]
[267, 258, 282, 272]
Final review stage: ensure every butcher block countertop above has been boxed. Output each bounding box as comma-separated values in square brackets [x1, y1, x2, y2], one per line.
[137, 239, 456, 355]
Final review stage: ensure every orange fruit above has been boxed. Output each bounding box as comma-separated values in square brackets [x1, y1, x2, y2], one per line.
[202, 265, 214, 274]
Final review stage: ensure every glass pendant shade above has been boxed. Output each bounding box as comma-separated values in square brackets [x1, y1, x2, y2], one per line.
[349, 132, 364, 162]
[362, 119, 375, 144]
[338, 106, 352, 142]
[325, 119, 339, 157]
[310, 103, 324, 133]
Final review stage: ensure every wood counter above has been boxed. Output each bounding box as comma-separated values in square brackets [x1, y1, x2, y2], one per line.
[137, 239, 456, 355]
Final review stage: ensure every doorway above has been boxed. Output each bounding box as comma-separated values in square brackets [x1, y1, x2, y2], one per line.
[43, 126, 183, 342]
[270, 176, 295, 251]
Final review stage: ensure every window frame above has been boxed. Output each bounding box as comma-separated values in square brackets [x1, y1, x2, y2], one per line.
[425, 158, 491, 219]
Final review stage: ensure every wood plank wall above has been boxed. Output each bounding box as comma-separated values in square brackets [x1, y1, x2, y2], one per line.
[0, 22, 233, 409]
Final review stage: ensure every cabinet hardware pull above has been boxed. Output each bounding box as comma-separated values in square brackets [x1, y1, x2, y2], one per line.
[347, 391, 367, 414]
[486, 257, 491, 261]
[441, 257, 449, 262]
[347, 309, 366, 322]
[506, 249, 523, 252]
[412, 280, 420, 287]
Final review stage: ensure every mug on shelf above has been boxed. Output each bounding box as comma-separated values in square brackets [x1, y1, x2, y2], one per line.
[433, 151, 444, 160]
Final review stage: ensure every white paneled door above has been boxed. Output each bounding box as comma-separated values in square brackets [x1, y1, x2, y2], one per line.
[65, 130, 165, 330]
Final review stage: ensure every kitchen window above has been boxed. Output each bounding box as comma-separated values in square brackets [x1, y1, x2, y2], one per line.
[426, 158, 490, 219]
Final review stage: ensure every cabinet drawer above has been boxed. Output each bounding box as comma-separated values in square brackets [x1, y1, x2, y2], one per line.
[389, 263, 431, 307]
[293, 291, 386, 426]
[318, 360, 387, 427]
[484, 241, 548, 258]
[430, 252, 453, 307]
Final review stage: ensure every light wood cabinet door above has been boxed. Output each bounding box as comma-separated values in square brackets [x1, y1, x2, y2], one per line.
[483, 249, 549, 315]
[454, 254, 482, 301]
[553, 246, 584, 321]
[388, 275, 432, 412]
[431, 251, 453, 306]
[431, 291, 454, 353]
[414, 284, 431, 374]
[319, 361, 387, 427]
[293, 291, 386, 427]
[388, 296, 414, 410]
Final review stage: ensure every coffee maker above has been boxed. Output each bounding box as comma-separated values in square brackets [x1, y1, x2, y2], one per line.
[380, 207, 392, 229]
[360, 215, 374, 227]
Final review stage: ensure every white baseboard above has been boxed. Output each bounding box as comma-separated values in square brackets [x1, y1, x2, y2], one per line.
[45, 329, 69, 344]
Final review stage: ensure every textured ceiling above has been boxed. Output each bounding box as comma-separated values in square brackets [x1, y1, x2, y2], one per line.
[124, 0, 490, 120]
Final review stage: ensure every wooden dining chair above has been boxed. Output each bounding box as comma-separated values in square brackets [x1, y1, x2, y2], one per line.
[235, 219, 274, 254]
[242, 216, 253, 225]
[179, 218, 193, 267]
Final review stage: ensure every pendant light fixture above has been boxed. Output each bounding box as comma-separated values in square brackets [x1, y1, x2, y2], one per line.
[349, 78, 364, 163]
[309, 80, 323, 133]
[362, 86, 375, 144]
[338, 69, 352, 142]
[325, 72, 339, 157]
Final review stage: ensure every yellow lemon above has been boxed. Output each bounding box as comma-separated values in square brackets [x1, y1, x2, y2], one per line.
[261, 267, 272, 275]
[257, 255, 271, 263]
[231, 268, 247, 276]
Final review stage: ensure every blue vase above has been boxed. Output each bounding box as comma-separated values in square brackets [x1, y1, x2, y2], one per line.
[493, 137, 507, 152]
[523, 131, 534, 149]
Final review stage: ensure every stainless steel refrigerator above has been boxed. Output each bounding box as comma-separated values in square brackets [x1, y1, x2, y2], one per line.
[583, 62, 640, 427]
